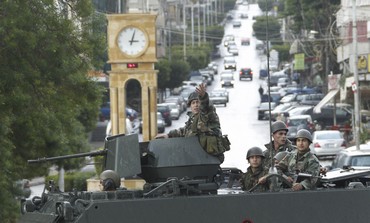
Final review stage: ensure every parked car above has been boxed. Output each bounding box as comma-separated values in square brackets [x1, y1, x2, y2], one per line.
[310, 130, 346, 157]
[232, 20, 242, 28]
[15, 179, 31, 199]
[258, 102, 277, 120]
[157, 103, 172, 126]
[165, 102, 181, 120]
[209, 90, 228, 107]
[156, 112, 166, 133]
[208, 61, 219, 75]
[329, 144, 370, 170]
[220, 71, 235, 88]
[277, 77, 290, 88]
[239, 68, 253, 81]
[212, 88, 229, 102]
[165, 96, 187, 113]
[286, 114, 315, 133]
[265, 103, 296, 121]
[299, 93, 324, 105]
[224, 56, 236, 70]
[139, 112, 166, 133]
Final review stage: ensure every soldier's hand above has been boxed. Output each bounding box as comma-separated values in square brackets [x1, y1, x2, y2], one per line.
[155, 134, 168, 139]
[258, 176, 267, 184]
[320, 167, 327, 176]
[292, 183, 303, 191]
[286, 176, 294, 183]
[196, 83, 206, 97]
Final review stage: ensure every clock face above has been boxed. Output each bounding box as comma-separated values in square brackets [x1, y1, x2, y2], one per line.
[117, 26, 148, 57]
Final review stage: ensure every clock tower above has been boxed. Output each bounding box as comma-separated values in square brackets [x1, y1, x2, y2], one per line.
[107, 14, 158, 141]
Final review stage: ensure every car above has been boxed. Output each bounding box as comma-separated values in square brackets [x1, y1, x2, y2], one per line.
[223, 35, 235, 46]
[165, 96, 187, 113]
[199, 68, 215, 81]
[180, 88, 194, 103]
[228, 45, 239, 56]
[286, 114, 315, 133]
[157, 103, 172, 126]
[139, 112, 166, 133]
[164, 102, 181, 120]
[277, 77, 291, 88]
[261, 92, 282, 105]
[329, 144, 370, 170]
[220, 71, 235, 88]
[212, 88, 229, 102]
[209, 91, 228, 107]
[241, 38, 250, 46]
[310, 130, 347, 157]
[99, 102, 139, 122]
[265, 103, 296, 121]
[258, 102, 277, 120]
[208, 61, 219, 75]
[156, 112, 166, 133]
[232, 20, 242, 28]
[15, 179, 31, 199]
[227, 41, 237, 51]
[189, 74, 207, 86]
[299, 93, 325, 105]
[223, 57, 236, 70]
[239, 68, 253, 81]
[288, 105, 313, 117]
[240, 13, 248, 19]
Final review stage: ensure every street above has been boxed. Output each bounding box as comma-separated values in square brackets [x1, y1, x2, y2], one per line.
[31, 3, 331, 197]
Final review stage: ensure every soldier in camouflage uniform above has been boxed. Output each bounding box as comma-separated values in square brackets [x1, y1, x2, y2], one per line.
[262, 121, 296, 171]
[276, 129, 320, 191]
[156, 83, 225, 162]
[240, 147, 269, 192]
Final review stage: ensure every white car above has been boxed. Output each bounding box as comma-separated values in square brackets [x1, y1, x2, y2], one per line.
[310, 130, 346, 157]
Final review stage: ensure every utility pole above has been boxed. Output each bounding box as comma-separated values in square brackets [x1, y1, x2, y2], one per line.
[352, 0, 361, 150]
[183, 3, 187, 61]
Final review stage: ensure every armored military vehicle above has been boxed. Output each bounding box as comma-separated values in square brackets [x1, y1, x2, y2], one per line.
[19, 134, 370, 223]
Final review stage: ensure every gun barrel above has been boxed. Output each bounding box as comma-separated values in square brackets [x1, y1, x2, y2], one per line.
[28, 150, 107, 164]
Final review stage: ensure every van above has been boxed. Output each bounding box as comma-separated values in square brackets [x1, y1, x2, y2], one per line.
[299, 93, 324, 105]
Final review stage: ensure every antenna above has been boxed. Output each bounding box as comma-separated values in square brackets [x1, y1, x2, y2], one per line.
[265, 2, 274, 171]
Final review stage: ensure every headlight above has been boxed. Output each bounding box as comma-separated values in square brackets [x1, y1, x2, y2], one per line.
[221, 81, 224, 84]
[231, 81, 235, 84]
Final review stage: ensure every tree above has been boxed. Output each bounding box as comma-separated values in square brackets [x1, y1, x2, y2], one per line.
[0, 0, 106, 221]
[253, 16, 282, 44]
[258, 0, 274, 12]
[168, 60, 190, 89]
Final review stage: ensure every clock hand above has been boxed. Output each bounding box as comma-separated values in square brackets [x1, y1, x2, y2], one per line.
[129, 30, 136, 45]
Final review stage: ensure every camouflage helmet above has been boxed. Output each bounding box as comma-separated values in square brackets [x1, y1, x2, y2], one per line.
[187, 91, 199, 106]
[246, 147, 265, 160]
[295, 129, 312, 143]
[271, 120, 288, 134]
[100, 170, 120, 190]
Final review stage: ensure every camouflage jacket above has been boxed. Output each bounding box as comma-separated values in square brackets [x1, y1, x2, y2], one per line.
[262, 140, 296, 170]
[277, 150, 320, 190]
[240, 166, 269, 192]
[168, 92, 222, 138]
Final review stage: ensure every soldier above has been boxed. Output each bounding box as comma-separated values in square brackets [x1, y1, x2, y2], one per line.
[262, 121, 296, 170]
[100, 170, 121, 191]
[156, 83, 227, 162]
[276, 129, 320, 191]
[240, 147, 269, 192]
